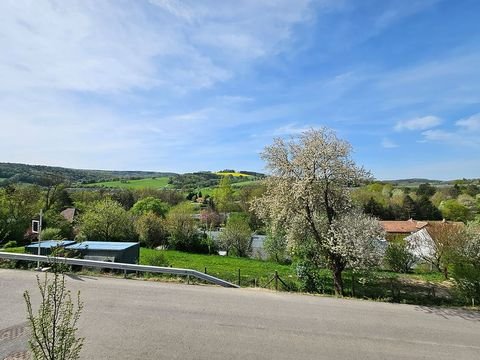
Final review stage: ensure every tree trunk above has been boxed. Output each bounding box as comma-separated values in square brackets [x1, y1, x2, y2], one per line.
[331, 258, 344, 296]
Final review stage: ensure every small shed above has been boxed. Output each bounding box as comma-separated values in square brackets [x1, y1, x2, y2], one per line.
[65, 241, 140, 264]
[25, 240, 76, 256]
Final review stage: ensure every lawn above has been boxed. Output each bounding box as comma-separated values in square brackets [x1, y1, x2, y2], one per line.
[198, 179, 261, 196]
[231, 180, 262, 188]
[140, 248, 296, 287]
[0, 246, 25, 253]
[215, 172, 251, 177]
[139, 249, 450, 303]
[85, 177, 171, 189]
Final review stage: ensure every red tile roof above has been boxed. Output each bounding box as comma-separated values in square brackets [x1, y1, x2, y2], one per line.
[60, 207, 77, 223]
[380, 219, 428, 234]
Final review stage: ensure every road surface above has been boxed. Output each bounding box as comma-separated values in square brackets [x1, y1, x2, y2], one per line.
[1, 269, 479, 359]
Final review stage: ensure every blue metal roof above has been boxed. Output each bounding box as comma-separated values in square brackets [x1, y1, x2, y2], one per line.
[26, 240, 76, 249]
[65, 241, 139, 251]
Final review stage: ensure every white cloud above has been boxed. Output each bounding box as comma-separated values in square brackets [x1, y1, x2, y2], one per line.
[456, 113, 480, 132]
[421, 128, 480, 148]
[394, 115, 441, 131]
[0, 0, 316, 170]
[421, 129, 456, 142]
[273, 123, 316, 136]
[0, 0, 313, 94]
[381, 138, 398, 148]
[417, 113, 480, 148]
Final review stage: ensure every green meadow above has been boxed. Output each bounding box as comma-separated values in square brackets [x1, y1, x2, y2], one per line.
[85, 177, 170, 189]
[215, 172, 251, 177]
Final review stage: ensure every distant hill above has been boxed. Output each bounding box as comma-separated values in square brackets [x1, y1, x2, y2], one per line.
[0, 162, 177, 186]
[380, 178, 479, 187]
[382, 178, 446, 186]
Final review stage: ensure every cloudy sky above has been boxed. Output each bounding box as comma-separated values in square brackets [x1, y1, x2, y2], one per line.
[0, 0, 479, 180]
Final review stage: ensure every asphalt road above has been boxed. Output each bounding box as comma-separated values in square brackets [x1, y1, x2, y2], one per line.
[1, 269, 479, 360]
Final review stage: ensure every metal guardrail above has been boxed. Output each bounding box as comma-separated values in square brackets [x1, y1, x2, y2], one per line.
[0, 251, 239, 288]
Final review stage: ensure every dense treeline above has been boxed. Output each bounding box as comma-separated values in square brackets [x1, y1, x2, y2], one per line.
[0, 182, 184, 246]
[168, 171, 260, 190]
[0, 162, 175, 186]
[353, 182, 480, 222]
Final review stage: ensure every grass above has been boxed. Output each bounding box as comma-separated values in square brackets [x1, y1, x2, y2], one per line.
[140, 248, 296, 287]
[215, 172, 251, 177]
[231, 180, 262, 188]
[197, 179, 261, 196]
[85, 177, 170, 189]
[1, 245, 460, 305]
[0, 246, 25, 253]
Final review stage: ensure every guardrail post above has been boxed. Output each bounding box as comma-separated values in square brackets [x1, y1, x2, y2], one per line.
[275, 271, 278, 291]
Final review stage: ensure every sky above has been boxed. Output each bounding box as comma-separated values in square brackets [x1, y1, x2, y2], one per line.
[0, 0, 479, 180]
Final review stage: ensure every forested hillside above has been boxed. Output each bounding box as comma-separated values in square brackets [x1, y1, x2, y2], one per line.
[0, 162, 176, 185]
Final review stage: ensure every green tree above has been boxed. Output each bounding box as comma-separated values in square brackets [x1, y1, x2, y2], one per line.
[70, 190, 105, 213]
[0, 184, 42, 243]
[134, 212, 168, 248]
[131, 197, 169, 218]
[385, 241, 416, 273]
[79, 199, 135, 241]
[416, 183, 436, 197]
[24, 272, 84, 360]
[43, 210, 74, 239]
[165, 203, 199, 251]
[452, 223, 480, 304]
[264, 228, 288, 263]
[218, 213, 252, 257]
[440, 199, 471, 222]
[213, 176, 234, 213]
[363, 197, 386, 218]
[415, 196, 442, 220]
[39, 173, 67, 211]
[238, 184, 266, 231]
[402, 195, 416, 219]
[111, 189, 135, 210]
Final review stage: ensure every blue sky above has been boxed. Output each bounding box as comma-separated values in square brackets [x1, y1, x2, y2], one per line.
[0, 0, 479, 180]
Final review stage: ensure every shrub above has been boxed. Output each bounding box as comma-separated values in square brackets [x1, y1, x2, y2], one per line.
[134, 213, 168, 248]
[142, 251, 170, 267]
[74, 232, 87, 242]
[3, 240, 17, 248]
[218, 213, 252, 257]
[24, 272, 84, 360]
[40, 228, 63, 240]
[452, 225, 480, 304]
[200, 234, 218, 255]
[385, 241, 416, 273]
[296, 261, 323, 293]
[264, 229, 289, 264]
[165, 203, 200, 252]
[453, 262, 480, 305]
